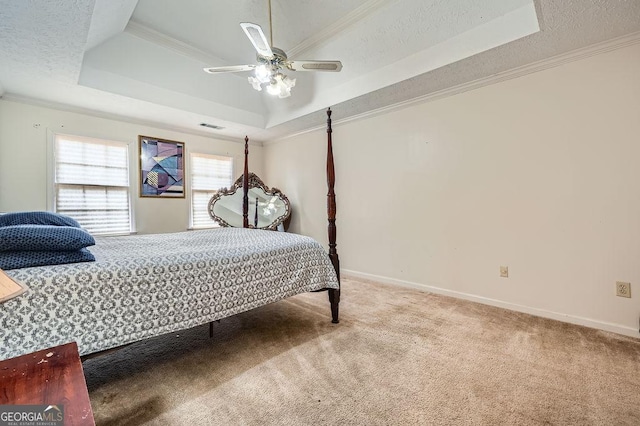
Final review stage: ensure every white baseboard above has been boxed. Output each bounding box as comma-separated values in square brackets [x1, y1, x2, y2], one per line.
[342, 269, 640, 339]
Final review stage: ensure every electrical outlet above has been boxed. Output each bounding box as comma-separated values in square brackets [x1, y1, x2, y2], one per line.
[616, 281, 631, 298]
[500, 266, 508, 278]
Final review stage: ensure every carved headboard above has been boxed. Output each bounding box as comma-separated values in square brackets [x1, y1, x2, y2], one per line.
[208, 173, 291, 231]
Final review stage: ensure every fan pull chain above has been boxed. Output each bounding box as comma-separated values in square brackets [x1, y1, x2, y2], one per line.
[268, 0, 273, 46]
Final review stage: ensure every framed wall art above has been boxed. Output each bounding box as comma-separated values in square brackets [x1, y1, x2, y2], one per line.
[139, 135, 185, 198]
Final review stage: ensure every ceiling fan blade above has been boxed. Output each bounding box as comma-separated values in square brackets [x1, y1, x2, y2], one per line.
[240, 22, 273, 58]
[203, 65, 256, 74]
[287, 60, 343, 72]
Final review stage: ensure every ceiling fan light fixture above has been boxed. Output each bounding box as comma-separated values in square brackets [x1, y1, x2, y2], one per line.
[248, 76, 263, 91]
[266, 73, 295, 98]
[266, 80, 281, 96]
[251, 71, 295, 97]
[254, 64, 272, 83]
[281, 74, 296, 89]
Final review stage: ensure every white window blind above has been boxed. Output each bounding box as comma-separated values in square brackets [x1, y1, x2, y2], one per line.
[191, 153, 233, 229]
[54, 135, 132, 235]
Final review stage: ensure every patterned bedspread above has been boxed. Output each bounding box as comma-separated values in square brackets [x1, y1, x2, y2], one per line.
[0, 228, 339, 360]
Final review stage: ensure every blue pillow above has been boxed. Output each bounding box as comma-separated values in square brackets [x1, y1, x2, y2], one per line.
[0, 211, 81, 228]
[0, 225, 95, 252]
[0, 248, 95, 270]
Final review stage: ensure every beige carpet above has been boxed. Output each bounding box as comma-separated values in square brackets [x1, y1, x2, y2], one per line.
[84, 277, 640, 425]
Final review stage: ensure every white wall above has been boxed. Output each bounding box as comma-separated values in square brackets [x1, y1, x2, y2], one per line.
[264, 43, 640, 337]
[0, 100, 263, 234]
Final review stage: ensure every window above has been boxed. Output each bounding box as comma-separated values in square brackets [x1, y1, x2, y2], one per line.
[190, 153, 233, 229]
[54, 134, 132, 235]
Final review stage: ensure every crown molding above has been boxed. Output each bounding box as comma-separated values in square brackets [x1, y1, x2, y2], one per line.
[0, 93, 263, 146]
[270, 30, 640, 144]
[125, 20, 226, 67]
[4, 29, 638, 148]
[286, 0, 392, 58]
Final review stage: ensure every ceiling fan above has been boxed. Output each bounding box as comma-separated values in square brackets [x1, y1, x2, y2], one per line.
[203, 2, 343, 98]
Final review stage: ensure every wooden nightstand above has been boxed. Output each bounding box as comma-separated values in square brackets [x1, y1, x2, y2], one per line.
[0, 342, 95, 425]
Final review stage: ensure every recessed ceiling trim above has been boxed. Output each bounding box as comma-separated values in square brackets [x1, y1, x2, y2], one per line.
[268, 30, 640, 145]
[286, 0, 392, 58]
[85, 0, 139, 51]
[125, 1, 392, 70]
[267, 3, 540, 128]
[125, 19, 227, 66]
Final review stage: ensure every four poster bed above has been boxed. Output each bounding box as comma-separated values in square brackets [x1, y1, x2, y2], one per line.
[0, 108, 340, 362]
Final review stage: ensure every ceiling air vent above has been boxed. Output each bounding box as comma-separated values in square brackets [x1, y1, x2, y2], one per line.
[199, 123, 224, 130]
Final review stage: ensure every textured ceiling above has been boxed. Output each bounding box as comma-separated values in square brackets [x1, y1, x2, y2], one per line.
[0, 0, 95, 84]
[0, 0, 639, 143]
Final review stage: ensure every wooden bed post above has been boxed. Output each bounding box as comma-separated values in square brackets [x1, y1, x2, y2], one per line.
[243, 136, 249, 228]
[326, 108, 340, 324]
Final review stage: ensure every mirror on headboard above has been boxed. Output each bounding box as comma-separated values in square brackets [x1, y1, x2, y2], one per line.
[208, 173, 291, 231]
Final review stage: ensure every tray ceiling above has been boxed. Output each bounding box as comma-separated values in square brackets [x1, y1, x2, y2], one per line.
[0, 0, 639, 142]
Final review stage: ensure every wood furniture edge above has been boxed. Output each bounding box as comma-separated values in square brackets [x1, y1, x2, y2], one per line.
[243, 135, 249, 228]
[326, 107, 341, 323]
[0, 341, 95, 425]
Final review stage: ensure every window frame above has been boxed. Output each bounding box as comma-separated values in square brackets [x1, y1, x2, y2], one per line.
[188, 151, 234, 230]
[47, 130, 135, 235]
